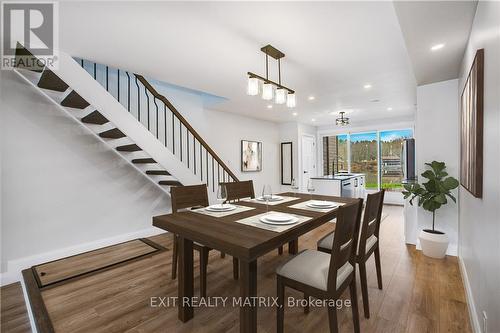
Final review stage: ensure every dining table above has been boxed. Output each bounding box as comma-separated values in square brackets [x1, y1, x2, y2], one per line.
[152, 192, 357, 333]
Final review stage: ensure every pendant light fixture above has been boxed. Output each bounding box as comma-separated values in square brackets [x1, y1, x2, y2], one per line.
[247, 44, 296, 108]
[336, 111, 350, 126]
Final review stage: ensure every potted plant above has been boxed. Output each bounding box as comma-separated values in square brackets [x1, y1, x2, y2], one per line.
[402, 161, 459, 258]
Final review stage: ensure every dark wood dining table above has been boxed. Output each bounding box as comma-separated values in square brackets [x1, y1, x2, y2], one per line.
[152, 192, 357, 333]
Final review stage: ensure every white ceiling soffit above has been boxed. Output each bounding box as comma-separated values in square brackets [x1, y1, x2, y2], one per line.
[393, 0, 478, 86]
[59, 1, 417, 125]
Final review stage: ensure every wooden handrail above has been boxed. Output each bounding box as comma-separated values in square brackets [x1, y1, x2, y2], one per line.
[135, 74, 239, 182]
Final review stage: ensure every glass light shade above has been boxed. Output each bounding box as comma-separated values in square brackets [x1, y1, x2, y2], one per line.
[286, 93, 296, 108]
[275, 88, 287, 104]
[247, 77, 259, 96]
[262, 83, 274, 100]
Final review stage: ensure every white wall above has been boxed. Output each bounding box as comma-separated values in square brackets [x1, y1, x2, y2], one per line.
[415, 79, 459, 255]
[150, 81, 282, 194]
[0, 70, 170, 284]
[457, 2, 500, 332]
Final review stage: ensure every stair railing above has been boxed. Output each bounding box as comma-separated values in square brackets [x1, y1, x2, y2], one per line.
[76, 59, 238, 192]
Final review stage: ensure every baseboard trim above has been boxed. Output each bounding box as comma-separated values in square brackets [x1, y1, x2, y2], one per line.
[459, 256, 482, 333]
[0, 227, 166, 287]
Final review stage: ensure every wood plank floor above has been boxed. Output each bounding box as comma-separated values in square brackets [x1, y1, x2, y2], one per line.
[0, 282, 32, 333]
[3, 205, 472, 332]
[34, 239, 158, 287]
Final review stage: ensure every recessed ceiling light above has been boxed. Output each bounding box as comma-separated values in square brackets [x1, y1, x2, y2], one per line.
[431, 43, 445, 51]
[308, 96, 315, 101]
[267, 104, 273, 109]
[370, 99, 380, 103]
[363, 84, 372, 89]
[292, 112, 298, 116]
[387, 107, 393, 111]
[311, 118, 316, 122]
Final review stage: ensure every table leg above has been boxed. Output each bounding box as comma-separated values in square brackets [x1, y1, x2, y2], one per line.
[288, 238, 298, 254]
[239, 259, 257, 333]
[178, 236, 194, 322]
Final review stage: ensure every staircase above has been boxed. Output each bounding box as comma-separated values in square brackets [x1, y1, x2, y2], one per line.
[13, 44, 238, 196]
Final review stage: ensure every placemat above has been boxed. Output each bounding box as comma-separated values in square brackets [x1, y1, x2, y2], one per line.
[234, 211, 311, 232]
[241, 195, 300, 206]
[288, 200, 345, 212]
[192, 205, 255, 218]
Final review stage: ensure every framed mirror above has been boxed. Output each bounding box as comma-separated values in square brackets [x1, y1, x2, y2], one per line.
[281, 142, 293, 185]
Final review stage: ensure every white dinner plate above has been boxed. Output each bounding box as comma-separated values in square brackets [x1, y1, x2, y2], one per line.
[259, 216, 299, 225]
[256, 196, 284, 202]
[306, 201, 337, 209]
[264, 213, 293, 222]
[205, 204, 236, 212]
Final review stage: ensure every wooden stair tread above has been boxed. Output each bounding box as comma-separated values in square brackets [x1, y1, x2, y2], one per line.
[61, 91, 90, 109]
[99, 128, 125, 139]
[15, 43, 43, 72]
[37, 69, 69, 92]
[82, 111, 108, 125]
[117, 144, 141, 152]
[146, 170, 170, 175]
[132, 158, 156, 164]
[159, 180, 182, 186]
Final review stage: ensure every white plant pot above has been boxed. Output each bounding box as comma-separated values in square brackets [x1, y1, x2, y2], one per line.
[419, 229, 449, 259]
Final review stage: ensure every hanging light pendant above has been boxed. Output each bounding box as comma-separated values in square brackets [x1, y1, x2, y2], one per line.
[336, 111, 350, 126]
[247, 77, 259, 96]
[262, 83, 274, 100]
[247, 44, 295, 108]
[275, 88, 287, 104]
[286, 93, 296, 108]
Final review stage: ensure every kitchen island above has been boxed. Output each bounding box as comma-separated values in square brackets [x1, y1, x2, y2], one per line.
[310, 174, 365, 198]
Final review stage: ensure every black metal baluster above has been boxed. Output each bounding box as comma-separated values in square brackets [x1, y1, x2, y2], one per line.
[172, 115, 175, 155]
[212, 157, 215, 192]
[193, 137, 196, 175]
[180, 122, 183, 162]
[218, 163, 220, 186]
[187, 131, 190, 169]
[93, 62, 96, 80]
[134, 76, 140, 122]
[117, 69, 120, 103]
[105, 66, 109, 91]
[80, 59, 84, 67]
[153, 97, 159, 138]
[145, 89, 150, 131]
[206, 150, 208, 187]
[126, 72, 130, 112]
[164, 104, 167, 146]
[200, 144, 203, 181]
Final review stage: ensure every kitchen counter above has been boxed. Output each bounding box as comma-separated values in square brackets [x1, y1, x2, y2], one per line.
[310, 174, 365, 198]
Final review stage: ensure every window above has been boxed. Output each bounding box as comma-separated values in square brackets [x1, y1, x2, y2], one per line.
[350, 132, 378, 189]
[321, 128, 414, 191]
[380, 129, 413, 192]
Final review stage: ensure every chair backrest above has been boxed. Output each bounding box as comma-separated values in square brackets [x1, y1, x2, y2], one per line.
[327, 199, 363, 292]
[220, 180, 255, 202]
[357, 189, 385, 256]
[170, 184, 209, 213]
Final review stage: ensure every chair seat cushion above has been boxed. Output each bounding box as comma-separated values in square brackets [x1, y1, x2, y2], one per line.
[276, 249, 353, 291]
[317, 232, 378, 255]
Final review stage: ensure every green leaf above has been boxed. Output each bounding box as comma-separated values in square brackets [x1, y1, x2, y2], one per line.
[445, 193, 457, 203]
[430, 161, 446, 173]
[421, 170, 436, 180]
[443, 177, 459, 190]
[435, 193, 447, 204]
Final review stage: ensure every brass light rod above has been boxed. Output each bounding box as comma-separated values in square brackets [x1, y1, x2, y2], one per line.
[247, 71, 295, 94]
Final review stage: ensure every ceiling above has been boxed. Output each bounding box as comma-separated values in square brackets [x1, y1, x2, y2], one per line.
[57, 1, 472, 126]
[393, 1, 478, 86]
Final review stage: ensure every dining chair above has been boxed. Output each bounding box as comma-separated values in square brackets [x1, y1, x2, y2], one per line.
[222, 180, 285, 256]
[276, 199, 363, 333]
[317, 189, 385, 318]
[170, 184, 238, 297]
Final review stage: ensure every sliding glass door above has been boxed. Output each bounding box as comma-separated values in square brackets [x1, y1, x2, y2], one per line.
[321, 128, 413, 192]
[379, 129, 413, 192]
[350, 132, 378, 190]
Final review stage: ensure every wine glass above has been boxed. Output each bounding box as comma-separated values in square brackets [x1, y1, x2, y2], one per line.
[262, 185, 272, 212]
[307, 179, 315, 201]
[291, 178, 299, 195]
[217, 184, 227, 209]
